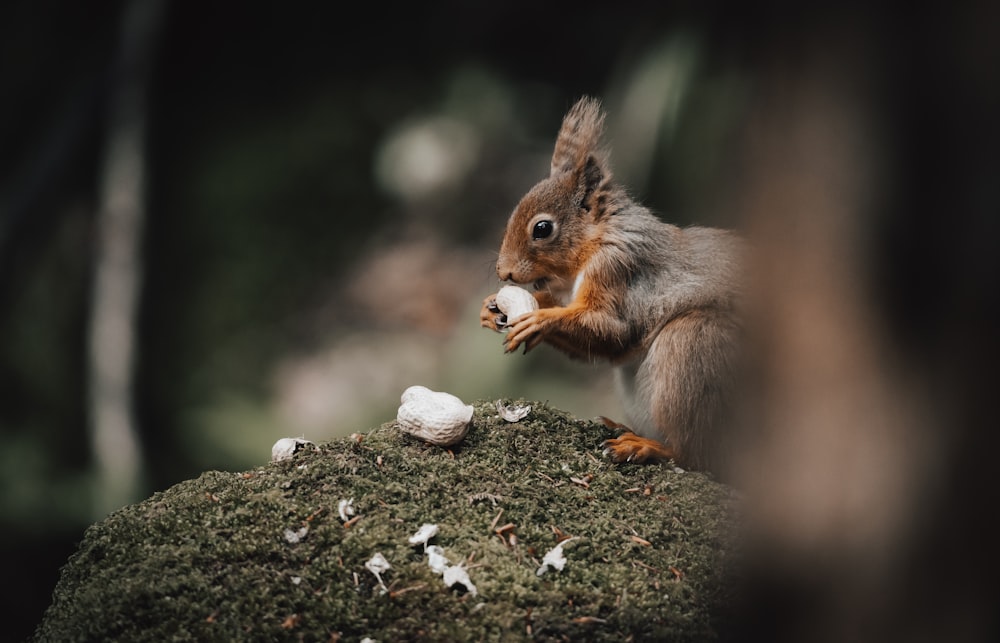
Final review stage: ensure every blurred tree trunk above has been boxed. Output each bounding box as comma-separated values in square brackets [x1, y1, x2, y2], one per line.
[88, 0, 164, 518]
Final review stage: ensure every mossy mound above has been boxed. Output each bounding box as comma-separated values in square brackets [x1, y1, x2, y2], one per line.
[34, 400, 737, 642]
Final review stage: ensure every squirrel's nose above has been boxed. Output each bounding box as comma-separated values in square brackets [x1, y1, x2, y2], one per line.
[496, 256, 513, 282]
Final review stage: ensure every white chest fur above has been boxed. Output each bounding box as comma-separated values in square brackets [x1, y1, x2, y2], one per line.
[549, 269, 586, 307]
[570, 271, 585, 301]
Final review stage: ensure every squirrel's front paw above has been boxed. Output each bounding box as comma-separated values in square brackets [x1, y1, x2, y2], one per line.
[480, 295, 506, 333]
[504, 310, 547, 354]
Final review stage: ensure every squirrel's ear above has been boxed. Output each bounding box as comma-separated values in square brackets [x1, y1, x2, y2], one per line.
[575, 154, 611, 213]
[550, 96, 607, 176]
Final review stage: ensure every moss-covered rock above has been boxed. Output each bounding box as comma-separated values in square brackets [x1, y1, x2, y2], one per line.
[34, 400, 738, 642]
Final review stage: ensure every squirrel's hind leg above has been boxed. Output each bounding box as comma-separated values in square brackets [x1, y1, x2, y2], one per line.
[599, 416, 677, 464]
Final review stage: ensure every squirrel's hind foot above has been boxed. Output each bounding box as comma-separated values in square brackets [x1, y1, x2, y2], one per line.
[599, 418, 676, 464]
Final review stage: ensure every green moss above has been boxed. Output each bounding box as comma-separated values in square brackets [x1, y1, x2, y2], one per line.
[34, 400, 737, 642]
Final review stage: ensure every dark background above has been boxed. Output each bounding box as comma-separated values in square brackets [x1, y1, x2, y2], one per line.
[3, 1, 998, 640]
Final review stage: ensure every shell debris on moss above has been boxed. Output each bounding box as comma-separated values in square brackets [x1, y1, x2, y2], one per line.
[271, 437, 315, 462]
[496, 400, 531, 422]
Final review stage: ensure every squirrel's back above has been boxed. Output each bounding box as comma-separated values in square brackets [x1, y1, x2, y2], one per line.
[580, 202, 743, 353]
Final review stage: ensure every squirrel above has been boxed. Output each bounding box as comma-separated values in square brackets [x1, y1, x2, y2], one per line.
[480, 96, 743, 471]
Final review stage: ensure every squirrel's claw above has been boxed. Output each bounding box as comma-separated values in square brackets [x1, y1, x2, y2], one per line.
[503, 335, 532, 354]
[480, 296, 507, 333]
[524, 333, 544, 353]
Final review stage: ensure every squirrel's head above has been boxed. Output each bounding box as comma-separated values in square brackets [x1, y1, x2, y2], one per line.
[497, 97, 616, 290]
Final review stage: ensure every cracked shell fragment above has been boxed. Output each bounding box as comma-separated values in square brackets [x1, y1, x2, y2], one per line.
[496, 400, 531, 422]
[536, 537, 578, 576]
[397, 386, 474, 447]
[443, 564, 477, 596]
[271, 437, 314, 462]
[408, 523, 439, 546]
[425, 545, 450, 574]
[338, 498, 355, 522]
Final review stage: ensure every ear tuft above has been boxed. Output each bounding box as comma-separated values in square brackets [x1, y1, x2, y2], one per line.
[578, 154, 606, 211]
[550, 97, 609, 176]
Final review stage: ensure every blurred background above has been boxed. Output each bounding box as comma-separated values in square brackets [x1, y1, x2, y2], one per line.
[3, 0, 998, 640]
[3, 1, 749, 636]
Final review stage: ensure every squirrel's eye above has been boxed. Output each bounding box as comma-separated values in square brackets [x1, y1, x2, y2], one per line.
[532, 220, 554, 240]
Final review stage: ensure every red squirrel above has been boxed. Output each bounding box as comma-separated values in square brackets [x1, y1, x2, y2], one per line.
[480, 97, 743, 470]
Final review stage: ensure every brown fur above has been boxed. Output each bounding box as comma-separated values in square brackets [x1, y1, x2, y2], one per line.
[481, 97, 742, 470]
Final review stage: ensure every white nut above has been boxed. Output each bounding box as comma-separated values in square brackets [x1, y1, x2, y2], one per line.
[397, 386, 474, 447]
[495, 285, 538, 326]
